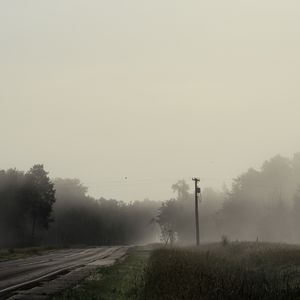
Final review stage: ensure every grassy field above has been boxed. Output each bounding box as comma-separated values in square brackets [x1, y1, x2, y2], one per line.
[53, 247, 150, 300]
[141, 242, 300, 300]
[52, 242, 300, 300]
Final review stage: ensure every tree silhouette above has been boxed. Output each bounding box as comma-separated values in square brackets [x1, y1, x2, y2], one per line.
[26, 164, 56, 242]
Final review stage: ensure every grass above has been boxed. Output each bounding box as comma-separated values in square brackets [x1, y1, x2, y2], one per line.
[140, 242, 300, 300]
[52, 247, 150, 300]
[40, 242, 300, 300]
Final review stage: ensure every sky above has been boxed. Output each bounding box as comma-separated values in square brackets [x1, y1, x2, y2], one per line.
[0, 0, 300, 201]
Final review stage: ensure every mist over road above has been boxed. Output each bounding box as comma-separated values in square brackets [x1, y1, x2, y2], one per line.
[0, 246, 129, 299]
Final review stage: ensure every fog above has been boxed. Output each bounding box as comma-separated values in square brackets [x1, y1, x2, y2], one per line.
[1, 1, 300, 247]
[1, 0, 300, 202]
[1, 153, 300, 247]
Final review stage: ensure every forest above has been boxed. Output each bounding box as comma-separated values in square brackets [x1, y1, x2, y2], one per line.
[1, 153, 300, 248]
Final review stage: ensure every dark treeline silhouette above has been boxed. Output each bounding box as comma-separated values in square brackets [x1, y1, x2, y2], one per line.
[0, 167, 159, 248]
[0, 165, 55, 247]
[157, 153, 300, 244]
[1, 153, 300, 248]
[44, 178, 159, 246]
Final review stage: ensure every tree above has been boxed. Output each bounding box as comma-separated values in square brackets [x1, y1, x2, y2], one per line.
[218, 155, 297, 242]
[172, 180, 190, 200]
[26, 165, 56, 242]
[156, 199, 179, 245]
[157, 181, 194, 244]
[0, 169, 29, 247]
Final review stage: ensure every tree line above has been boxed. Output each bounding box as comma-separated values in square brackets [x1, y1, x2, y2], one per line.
[157, 153, 300, 244]
[0, 166, 159, 248]
[45, 178, 159, 246]
[1, 153, 300, 248]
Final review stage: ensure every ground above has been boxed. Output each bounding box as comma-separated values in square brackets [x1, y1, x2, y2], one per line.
[0, 246, 128, 299]
[52, 242, 300, 300]
[52, 247, 150, 300]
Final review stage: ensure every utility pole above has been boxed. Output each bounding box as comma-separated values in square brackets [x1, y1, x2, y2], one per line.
[192, 178, 200, 246]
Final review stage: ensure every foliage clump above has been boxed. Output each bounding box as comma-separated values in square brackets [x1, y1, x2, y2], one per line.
[0, 164, 55, 247]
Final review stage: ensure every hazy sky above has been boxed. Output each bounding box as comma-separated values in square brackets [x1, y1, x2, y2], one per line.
[1, 0, 300, 201]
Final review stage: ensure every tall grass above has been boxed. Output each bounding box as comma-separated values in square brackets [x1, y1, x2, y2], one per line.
[139, 242, 300, 300]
